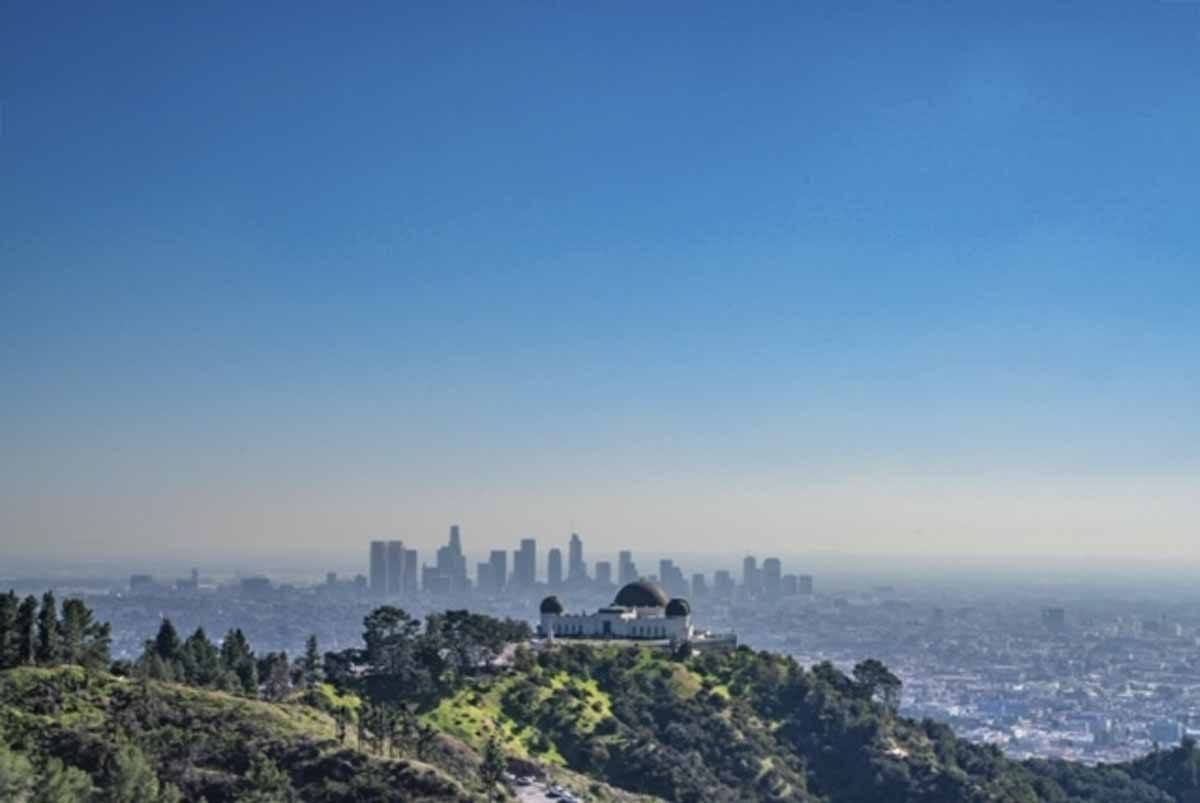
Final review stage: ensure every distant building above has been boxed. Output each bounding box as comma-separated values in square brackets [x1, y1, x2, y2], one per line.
[403, 549, 418, 594]
[618, 550, 638, 586]
[1042, 607, 1067, 632]
[742, 556, 760, 595]
[567, 533, 587, 586]
[547, 548, 563, 589]
[512, 538, 537, 588]
[594, 560, 613, 588]
[780, 573, 798, 597]
[691, 573, 708, 598]
[658, 559, 687, 597]
[762, 558, 782, 599]
[369, 541, 388, 597]
[239, 576, 272, 596]
[488, 549, 508, 594]
[797, 574, 814, 595]
[713, 570, 735, 598]
[129, 574, 157, 594]
[326, 572, 338, 587]
[538, 580, 736, 647]
[476, 562, 494, 593]
[387, 540, 406, 595]
[436, 526, 468, 591]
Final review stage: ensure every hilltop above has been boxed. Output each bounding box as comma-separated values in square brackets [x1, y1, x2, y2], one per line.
[4, 598, 1200, 802]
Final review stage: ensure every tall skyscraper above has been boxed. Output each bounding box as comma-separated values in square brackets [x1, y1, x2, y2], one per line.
[403, 549, 419, 594]
[763, 557, 782, 599]
[567, 532, 587, 585]
[387, 540, 406, 595]
[369, 541, 388, 597]
[547, 548, 563, 589]
[691, 572, 708, 598]
[618, 550, 638, 585]
[594, 560, 613, 587]
[797, 574, 813, 595]
[436, 525, 468, 591]
[714, 570, 735, 598]
[488, 550, 508, 594]
[742, 556, 760, 595]
[512, 538, 537, 588]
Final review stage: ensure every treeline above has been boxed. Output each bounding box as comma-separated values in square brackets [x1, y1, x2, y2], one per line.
[130, 619, 319, 702]
[129, 606, 531, 710]
[0, 590, 111, 671]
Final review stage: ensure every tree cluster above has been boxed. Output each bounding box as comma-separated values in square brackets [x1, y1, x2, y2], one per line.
[0, 590, 111, 671]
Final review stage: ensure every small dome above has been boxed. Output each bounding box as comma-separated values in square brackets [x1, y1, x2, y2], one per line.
[539, 595, 564, 615]
[665, 598, 691, 617]
[613, 580, 668, 608]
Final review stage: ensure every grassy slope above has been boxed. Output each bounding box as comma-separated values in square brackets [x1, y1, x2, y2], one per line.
[0, 666, 472, 802]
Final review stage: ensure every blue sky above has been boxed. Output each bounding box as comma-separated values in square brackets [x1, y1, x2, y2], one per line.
[3, 2, 1199, 565]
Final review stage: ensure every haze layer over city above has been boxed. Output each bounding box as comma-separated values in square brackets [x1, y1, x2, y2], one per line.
[3, 0, 1200, 785]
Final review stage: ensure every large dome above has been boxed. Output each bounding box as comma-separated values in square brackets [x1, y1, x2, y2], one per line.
[540, 595, 564, 615]
[665, 598, 691, 617]
[613, 579, 668, 608]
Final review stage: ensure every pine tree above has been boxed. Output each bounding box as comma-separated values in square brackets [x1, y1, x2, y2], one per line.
[14, 596, 38, 665]
[0, 591, 18, 669]
[480, 732, 507, 795]
[106, 744, 160, 802]
[220, 628, 258, 696]
[153, 618, 180, 662]
[301, 634, 322, 687]
[0, 742, 36, 801]
[36, 590, 60, 665]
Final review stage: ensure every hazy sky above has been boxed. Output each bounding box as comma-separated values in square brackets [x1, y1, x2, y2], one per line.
[3, 2, 1198, 567]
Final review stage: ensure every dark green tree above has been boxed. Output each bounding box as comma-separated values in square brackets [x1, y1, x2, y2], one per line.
[480, 731, 507, 795]
[0, 590, 17, 668]
[0, 742, 36, 801]
[58, 598, 109, 669]
[15, 595, 37, 665]
[301, 634, 322, 687]
[220, 628, 258, 695]
[33, 757, 94, 803]
[852, 658, 903, 712]
[152, 618, 181, 662]
[35, 590, 60, 664]
[181, 627, 222, 686]
[240, 754, 298, 802]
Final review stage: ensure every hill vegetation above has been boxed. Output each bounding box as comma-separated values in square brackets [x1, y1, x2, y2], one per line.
[4, 599, 1200, 802]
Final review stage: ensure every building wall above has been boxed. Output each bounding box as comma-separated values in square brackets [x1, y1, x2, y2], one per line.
[540, 609, 692, 641]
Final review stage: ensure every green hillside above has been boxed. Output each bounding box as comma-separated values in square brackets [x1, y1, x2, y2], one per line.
[5, 598, 1200, 803]
[0, 666, 473, 802]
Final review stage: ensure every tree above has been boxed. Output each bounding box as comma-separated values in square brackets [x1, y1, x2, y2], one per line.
[0, 591, 17, 669]
[14, 596, 37, 665]
[33, 758, 94, 803]
[0, 742, 36, 801]
[220, 628, 258, 695]
[152, 619, 181, 663]
[362, 606, 421, 675]
[180, 628, 221, 686]
[301, 634, 322, 687]
[240, 755, 298, 803]
[852, 658, 902, 712]
[261, 652, 291, 701]
[480, 732, 507, 794]
[36, 590, 60, 665]
[106, 744, 161, 802]
[59, 598, 109, 669]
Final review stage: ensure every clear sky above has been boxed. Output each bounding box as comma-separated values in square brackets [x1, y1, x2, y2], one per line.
[3, 2, 1198, 568]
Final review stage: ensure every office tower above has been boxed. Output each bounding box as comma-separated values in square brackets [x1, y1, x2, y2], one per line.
[567, 532, 587, 585]
[742, 556, 760, 595]
[763, 557, 782, 599]
[659, 559, 687, 597]
[436, 525, 468, 590]
[691, 572, 708, 598]
[714, 569, 734, 598]
[618, 550, 638, 585]
[403, 549, 419, 594]
[190, 568, 199, 590]
[512, 538, 537, 588]
[547, 548, 563, 589]
[781, 573, 798, 596]
[488, 550, 508, 594]
[797, 574, 814, 595]
[476, 562, 494, 593]
[326, 572, 337, 587]
[369, 541, 388, 597]
[387, 540, 406, 595]
[594, 560, 613, 587]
